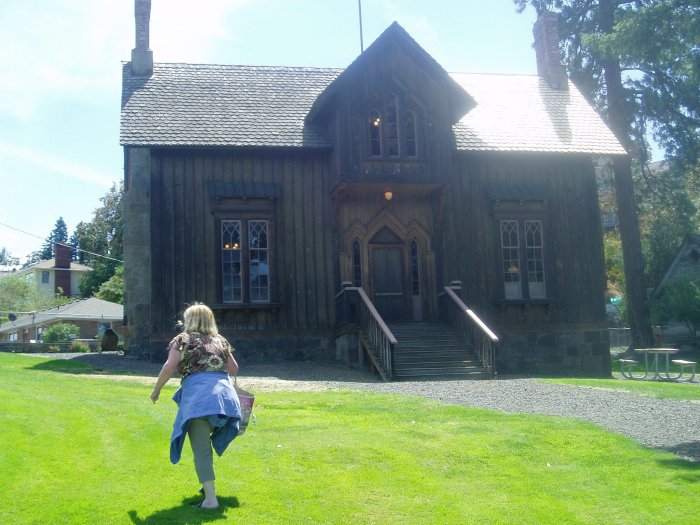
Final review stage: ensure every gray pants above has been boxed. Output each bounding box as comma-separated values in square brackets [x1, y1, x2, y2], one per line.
[188, 418, 215, 483]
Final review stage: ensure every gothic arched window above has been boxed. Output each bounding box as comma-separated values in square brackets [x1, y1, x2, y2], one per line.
[404, 111, 417, 157]
[352, 239, 362, 286]
[386, 94, 399, 156]
[369, 110, 382, 156]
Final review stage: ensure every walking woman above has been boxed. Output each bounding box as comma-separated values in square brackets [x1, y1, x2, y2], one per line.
[151, 303, 241, 510]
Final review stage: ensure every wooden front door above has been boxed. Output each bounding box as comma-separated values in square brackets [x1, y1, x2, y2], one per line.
[371, 246, 407, 321]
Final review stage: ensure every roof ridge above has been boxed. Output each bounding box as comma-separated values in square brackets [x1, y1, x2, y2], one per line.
[145, 62, 344, 72]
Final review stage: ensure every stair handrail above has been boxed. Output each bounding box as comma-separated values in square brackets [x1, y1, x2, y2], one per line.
[443, 286, 498, 376]
[348, 286, 397, 380]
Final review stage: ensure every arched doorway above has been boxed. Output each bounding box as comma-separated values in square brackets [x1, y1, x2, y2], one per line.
[370, 227, 408, 321]
[340, 210, 436, 322]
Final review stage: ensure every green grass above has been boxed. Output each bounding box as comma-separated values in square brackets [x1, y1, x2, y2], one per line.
[540, 377, 700, 401]
[1, 353, 699, 524]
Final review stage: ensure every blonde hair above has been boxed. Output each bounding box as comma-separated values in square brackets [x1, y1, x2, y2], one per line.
[182, 303, 219, 336]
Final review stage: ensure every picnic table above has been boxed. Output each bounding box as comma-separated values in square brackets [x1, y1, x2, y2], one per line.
[619, 348, 696, 382]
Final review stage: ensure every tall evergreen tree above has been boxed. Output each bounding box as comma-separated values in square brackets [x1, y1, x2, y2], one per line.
[513, 0, 699, 347]
[40, 217, 69, 260]
[75, 183, 124, 296]
[0, 247, 19, 268]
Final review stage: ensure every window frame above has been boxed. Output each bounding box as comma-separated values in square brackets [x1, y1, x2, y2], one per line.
[404, 110, 418, 158]
[219, 216, 273, 305]
[386, 93, 400, 157]
[365, 93, 422, 159]
[369, 110, 382, 157]
[352, 239, 362, 287]
[497, 218, 549, 301]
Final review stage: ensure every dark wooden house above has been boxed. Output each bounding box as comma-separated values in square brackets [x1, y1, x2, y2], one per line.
[121, 2, 624, 377]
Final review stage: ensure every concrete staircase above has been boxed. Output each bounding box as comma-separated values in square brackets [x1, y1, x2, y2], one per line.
[389, 321, 491, 380]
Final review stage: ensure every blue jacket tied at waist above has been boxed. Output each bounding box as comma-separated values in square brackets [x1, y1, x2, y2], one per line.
[170, 371, 241, 464]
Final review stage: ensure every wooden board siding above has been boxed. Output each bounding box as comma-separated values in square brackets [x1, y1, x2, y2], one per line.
[446, 152, 607, 331]
[148, 148, 336, 340]
[329, 42, 456, 187]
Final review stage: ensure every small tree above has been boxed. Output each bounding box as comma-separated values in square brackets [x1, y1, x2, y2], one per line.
[651, 272, 700, 334]
[95, 266, 124, 304]
[42, 323, 80, 343]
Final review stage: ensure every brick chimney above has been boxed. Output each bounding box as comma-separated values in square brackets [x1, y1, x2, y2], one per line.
[533, 11, 568, 90]
[131, 0, 153, 76]
[54, 243, 72, 296]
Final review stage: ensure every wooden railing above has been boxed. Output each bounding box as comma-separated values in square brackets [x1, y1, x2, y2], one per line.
[335, 285, 397, 381]
[441, 285, 498, 376]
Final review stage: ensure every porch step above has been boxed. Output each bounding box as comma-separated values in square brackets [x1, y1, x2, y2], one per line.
[388, 321, 492, 380]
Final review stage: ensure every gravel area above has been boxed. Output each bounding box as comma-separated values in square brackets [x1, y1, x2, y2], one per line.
[24, 352, 700, 462]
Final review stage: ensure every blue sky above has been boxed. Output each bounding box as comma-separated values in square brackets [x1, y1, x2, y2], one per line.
[0, 0, 544, 265]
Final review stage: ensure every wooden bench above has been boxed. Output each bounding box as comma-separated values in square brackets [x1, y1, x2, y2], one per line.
[671, 360, 697, 382]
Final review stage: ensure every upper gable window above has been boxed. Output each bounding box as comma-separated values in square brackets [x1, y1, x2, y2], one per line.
[386, 94, 399, 156]
[367, 94, 419, 159]
[404, 111, 417, 157]
[369, 110, 382, 156]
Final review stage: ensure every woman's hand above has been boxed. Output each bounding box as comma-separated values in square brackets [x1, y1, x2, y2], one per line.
[150, 389, 160, 403]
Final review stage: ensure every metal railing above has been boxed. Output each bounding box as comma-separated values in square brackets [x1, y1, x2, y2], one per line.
[442, 285, 498, 376]
[335, 285, 397, 380]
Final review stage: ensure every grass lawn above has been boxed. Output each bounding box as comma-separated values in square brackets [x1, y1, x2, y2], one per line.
[1, 353, 699, 524]
[540, 377, 700, 401]
[541, 350, 700, 401]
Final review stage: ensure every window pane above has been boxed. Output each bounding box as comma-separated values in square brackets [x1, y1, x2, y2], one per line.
[410, 239, 420, 295]
[369, 110, 381, 156]
[501, 220, 521, 299]
[352, 239, 362, 287]
[386, 94, 399, 156]
[525, 221, 546, 298]
[222, 221, 242, 303]
[405, 111, 417, 157]
[249, 220, 270, 302]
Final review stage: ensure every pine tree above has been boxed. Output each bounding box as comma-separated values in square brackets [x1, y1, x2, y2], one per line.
[40, 217, 69, 260]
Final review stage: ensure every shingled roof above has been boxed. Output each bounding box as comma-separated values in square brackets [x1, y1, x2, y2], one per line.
[452, 73, 626, 155]
[121, 63, 625, 156]
[121, 63, 341, 148]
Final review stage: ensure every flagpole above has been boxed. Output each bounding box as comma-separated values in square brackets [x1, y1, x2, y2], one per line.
[358, 0, 364, 52]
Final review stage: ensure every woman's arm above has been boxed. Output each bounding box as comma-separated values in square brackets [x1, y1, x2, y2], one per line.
[150, 348, 181, 403]
[227, 352, 239, 376]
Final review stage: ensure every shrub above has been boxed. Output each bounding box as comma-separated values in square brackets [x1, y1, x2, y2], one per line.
[42, 323, 80, 344]
[70, 342, 90, 353]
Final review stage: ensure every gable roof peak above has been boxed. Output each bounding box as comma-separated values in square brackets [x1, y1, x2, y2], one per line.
[306, 21, 475, 124]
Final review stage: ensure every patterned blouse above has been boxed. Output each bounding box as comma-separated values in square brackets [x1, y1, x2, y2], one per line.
[167, 332, 234, 380]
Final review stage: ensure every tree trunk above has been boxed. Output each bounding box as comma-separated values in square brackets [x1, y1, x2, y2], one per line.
[600, 0, 654, 348]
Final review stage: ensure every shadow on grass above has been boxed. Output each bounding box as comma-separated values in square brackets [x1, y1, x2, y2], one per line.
[127, 495, 240, 524]
[24, 353, 162, 377]
[661, 441, 700, 467]
[28, 360, 96, 373]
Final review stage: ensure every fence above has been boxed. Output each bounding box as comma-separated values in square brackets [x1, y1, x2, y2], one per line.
[608, 328, 631, 349]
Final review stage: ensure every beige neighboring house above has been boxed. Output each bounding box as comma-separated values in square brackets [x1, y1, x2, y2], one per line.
[3, 243, 91, 297]
[0, 297, 124, 343]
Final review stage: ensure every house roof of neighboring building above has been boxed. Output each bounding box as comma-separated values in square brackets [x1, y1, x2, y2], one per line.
[121, 63, 625, 156]
[1, 259, 92, 279]
[651, 233, 700, 298]
[26, 259, 92, 272]
[0, 297, 123, 334]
